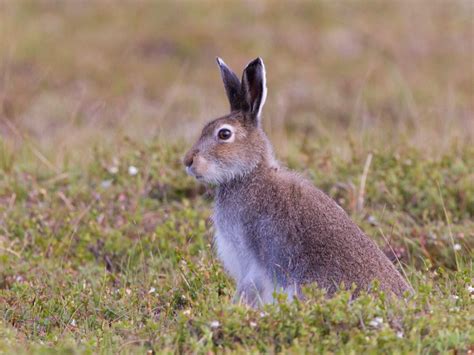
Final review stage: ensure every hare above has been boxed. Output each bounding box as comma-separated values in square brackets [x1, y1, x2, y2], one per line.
[184, 57, 412, 306]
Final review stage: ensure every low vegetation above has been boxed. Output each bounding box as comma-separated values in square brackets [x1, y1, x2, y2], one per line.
[1, 1, 472, 353]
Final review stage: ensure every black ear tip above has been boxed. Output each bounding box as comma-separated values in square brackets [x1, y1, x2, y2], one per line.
[246, 57, 265, 70]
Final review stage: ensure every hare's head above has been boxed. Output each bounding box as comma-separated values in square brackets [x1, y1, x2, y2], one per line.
[184, 57, 275, 185]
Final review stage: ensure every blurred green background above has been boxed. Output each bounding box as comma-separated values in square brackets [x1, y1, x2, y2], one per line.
[1, 0, 472, 163]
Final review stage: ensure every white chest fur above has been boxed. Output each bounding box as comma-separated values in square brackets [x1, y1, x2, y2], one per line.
[213, 210, 251, 281]
[214, 227, 274, 304]
[212, 207, 295, 304]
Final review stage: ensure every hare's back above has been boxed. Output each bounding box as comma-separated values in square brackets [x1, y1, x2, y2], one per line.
[250, 170, 410, 295]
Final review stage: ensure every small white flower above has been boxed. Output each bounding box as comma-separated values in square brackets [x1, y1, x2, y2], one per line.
[101, 179, 112, 188]
[250, 321, 257, 328]
[467, 285, 474, 293]
[367, 215, 378, 226]
[148, 287, 156, 294]
[125, 288, 132, 295]
[453, 243, 461, 251]
[369, 317, 383, 328]
[451, 295, 459, 300]
[128, 165, 138, 176]
[396, 331, 404, 338]
[108, 166, 119, 174]
[183, 309, 191, 316]
[210, 320, 220, 329]
[70, 319, 77, 327]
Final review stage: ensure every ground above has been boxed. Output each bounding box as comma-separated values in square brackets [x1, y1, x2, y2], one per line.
[0, 1, 473, 353]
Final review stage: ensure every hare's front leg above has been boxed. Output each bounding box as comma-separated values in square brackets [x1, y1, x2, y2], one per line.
[234, 265, 274, 307]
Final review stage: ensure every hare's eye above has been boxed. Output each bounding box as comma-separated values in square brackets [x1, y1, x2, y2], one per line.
[218, 128, 232, 141]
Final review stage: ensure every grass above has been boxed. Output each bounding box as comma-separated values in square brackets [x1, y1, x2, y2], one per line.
[1, 0, 473, 353]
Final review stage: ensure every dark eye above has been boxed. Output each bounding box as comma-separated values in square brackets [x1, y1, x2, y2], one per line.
[218, 128, 232, 140]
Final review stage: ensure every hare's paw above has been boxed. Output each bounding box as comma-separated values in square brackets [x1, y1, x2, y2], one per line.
[234, 280, 272, 308]
[234, 268, 275, 307]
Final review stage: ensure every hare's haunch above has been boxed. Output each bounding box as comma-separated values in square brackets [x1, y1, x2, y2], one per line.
[184, 57, 412, 306]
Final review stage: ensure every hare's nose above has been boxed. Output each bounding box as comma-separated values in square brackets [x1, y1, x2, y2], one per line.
[184, 155, 194, 167]
[184, 150, 198, 167]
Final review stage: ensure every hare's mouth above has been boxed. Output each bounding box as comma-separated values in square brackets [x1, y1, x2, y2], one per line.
[186, 166, 203, 180]
[193, 173, 206, 182]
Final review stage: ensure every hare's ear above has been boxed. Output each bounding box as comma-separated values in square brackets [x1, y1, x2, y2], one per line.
[216, 57, 243, 112]
[241, 57, 267, 125]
